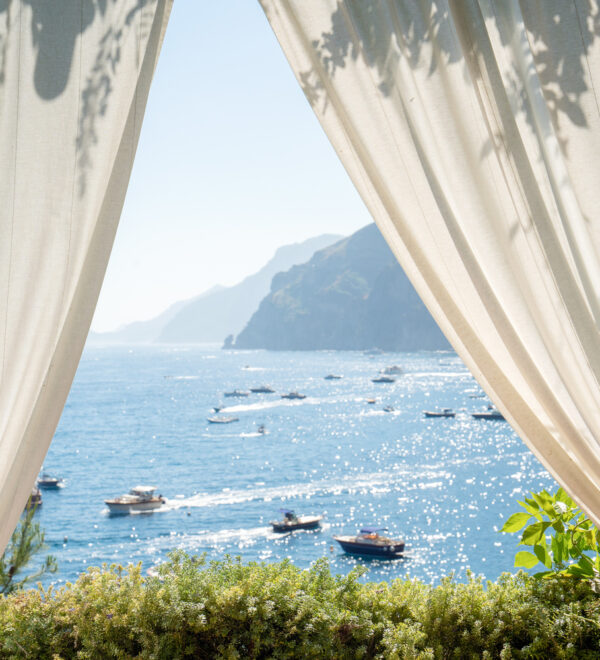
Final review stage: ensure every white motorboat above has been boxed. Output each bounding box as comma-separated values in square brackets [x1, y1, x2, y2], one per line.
[105, 486, 165, 515]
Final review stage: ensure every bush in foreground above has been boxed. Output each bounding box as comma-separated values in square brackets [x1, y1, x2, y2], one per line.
[0, 552, 599, 659]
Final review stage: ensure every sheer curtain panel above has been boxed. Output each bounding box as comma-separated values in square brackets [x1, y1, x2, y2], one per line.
[260, 0, 600, 523]
[0, 0, 172, 553]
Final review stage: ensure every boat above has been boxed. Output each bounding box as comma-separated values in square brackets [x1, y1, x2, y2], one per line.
[371, 375, 395, 383]
[281, 391, 306, 400]
[324, 374, 343, 380]
[383, 405, 395, 413]
[471, 407, 505, 420]
[333, 528, 405, 558]
[212, 406, 223, 413]
[37, 472, 63, 489]
[26, 487, 42, 508]
[423, 408, 456, 418]
[207, 416, 239, 424]
[249, 385, 275, 393]
[366, 398, 377, 404]
[223, 390, 249, 398]
[271, 509, 322, 532]
[383, 365, 403, 375]
[257, 424, 266, 434]
[105, 486, 165, 515]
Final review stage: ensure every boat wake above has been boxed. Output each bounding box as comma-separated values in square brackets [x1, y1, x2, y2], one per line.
[222, 398, 320, 413]
[163, 468, 450, 511]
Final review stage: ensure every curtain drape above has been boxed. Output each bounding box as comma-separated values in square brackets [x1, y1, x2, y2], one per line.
[260, 0, 600, 523]
[0, 0, 172, 553]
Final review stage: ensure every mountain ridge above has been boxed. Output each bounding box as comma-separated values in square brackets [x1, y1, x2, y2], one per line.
[234, 224, 451, 351]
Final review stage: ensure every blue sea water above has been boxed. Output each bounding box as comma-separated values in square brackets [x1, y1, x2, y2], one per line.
[36, 345, 556, 587]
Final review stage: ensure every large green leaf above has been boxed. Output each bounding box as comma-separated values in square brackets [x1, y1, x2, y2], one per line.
[531, 492, 556, 518]
[517, 500, 542, 520]
[533, 544, 552, 568]
[515, 551, 539, 569]
[500, 513, 531, 533]
[521, 522, 550, 546]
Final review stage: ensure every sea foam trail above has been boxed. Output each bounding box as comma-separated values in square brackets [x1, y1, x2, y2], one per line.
[222, 397, 321, 413]
[163, 468, 450, 511]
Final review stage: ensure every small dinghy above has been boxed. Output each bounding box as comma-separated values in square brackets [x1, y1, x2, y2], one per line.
[271, 509, 322, 532]
[207, 416, 239, 424]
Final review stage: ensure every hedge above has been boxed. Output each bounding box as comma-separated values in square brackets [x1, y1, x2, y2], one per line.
[0, 552, 599, 659]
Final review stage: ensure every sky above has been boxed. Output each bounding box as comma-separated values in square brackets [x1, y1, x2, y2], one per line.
[92, 1, 371, 332]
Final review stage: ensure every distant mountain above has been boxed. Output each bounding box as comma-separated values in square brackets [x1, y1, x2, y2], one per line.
[89, 234, 342, 344]
[234, 224, 450, 351]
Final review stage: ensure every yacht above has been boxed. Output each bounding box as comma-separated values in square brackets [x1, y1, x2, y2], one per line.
[105, 486, 165, 515]
[383, 365, 403, 375]
[223, 390, 249, 398]
[333, 528, 405, 558]
[27, 487, 42, 508]
[371, 375, 395, 383]
[471, 405, 505, 420]
[271, 509, 322, 532]
[281, 391, 306, 400]
[37, 472, 64, 489]
[423, 408, 456, 418]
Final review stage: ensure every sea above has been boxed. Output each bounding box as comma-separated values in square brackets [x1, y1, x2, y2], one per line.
[35, 344, 556, 587]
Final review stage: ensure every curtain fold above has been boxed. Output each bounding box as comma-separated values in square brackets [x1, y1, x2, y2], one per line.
[0, 0, 172, 553]
[260, 0, 600, 523]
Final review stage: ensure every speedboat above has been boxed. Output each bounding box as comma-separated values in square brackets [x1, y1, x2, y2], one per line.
[207, 415, 239, 424]
[472, 405, 505, 420]
[105, 486, 165, 515]
[423, 408, 456, 418]
[333, 528, 405, 558]
[371, 375, 395, 383]
[383, 405, 395, 413]
[324, 374, 343, 380]
[257, 424, 266, 434]
[37, 472, 64, 489]
[224, 390, 249, 398]
[249, 385, 275, 393]
[281, 391, 306, 400]
[271, 509, 322, 532]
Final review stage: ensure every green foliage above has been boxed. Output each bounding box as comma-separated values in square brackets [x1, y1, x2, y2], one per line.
[501, 487, 600, 584]
[1, 553, 600, 658]
[0, 506, 57, 595]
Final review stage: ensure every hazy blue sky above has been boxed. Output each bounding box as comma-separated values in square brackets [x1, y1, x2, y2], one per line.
[92, 1, 371, 332]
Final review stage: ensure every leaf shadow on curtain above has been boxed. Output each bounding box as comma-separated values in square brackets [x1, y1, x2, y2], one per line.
[0, 0, 154, 196]
[288, 0, 599, 159]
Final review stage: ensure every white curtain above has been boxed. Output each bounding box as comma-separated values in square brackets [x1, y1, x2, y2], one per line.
[260, 0, 600, 523]
[0, 0, 172, 553]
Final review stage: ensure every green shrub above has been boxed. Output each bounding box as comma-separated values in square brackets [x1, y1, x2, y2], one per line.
[501, 488, 600, 583]
[0, 552, 599, 659]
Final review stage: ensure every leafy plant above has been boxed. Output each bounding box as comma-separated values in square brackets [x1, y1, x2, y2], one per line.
[0, 505, 57, 594]
[501, 487, 600, 585]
